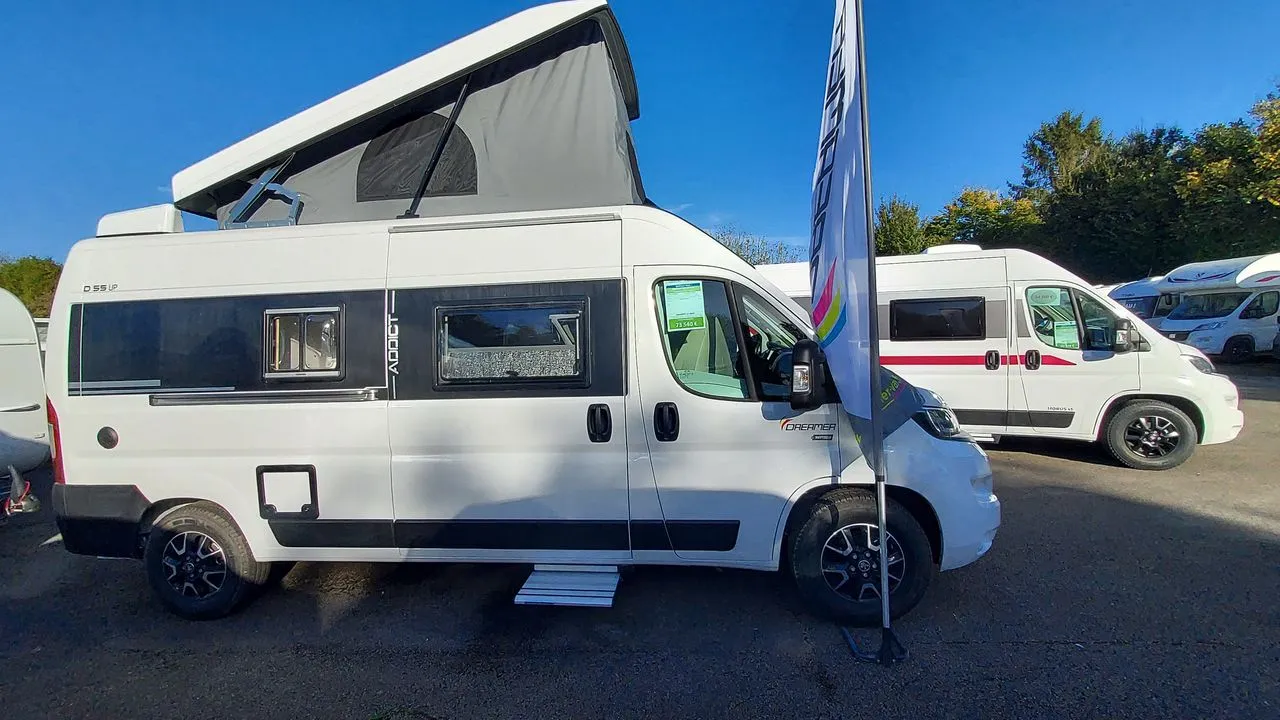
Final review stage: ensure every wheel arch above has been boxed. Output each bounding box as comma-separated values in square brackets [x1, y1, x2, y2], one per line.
[137, 498, 252, 556]
[1094, 393, 1205, 444]
[777, 482, 942, 569]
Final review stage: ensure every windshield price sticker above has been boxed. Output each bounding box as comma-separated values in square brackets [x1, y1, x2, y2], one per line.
[664, 280, 707, 331]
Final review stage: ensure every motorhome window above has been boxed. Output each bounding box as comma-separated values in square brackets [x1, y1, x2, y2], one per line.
[437, 302, 585, 384]
[1025, 287, 1080, 350]
[265, 308, 341, 378]
[1154, 293, 1181, 317]
[889, 297, 985, 341]
[1074, 292, 1117, 351]
[1166, 292, 1251, 321]
[1117, 295, 1157, 318]
[735, 287, 804, 401]
[1241, 291, 1279, 319]
[655, 279, 749, 400]
[357, 111, 478, 202]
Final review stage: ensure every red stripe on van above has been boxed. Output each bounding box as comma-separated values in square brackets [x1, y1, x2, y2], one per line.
[882, 353, 1077, 367]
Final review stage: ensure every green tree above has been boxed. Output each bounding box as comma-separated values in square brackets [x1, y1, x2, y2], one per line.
[874, 195, 943, 255]
[0, 256, 63, 317]
[1015, 111, 1108, 199]
[710, 225, 803, 265]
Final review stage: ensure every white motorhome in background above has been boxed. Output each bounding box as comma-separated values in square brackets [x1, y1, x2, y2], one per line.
[1154, 253, 1280, 363]
[1108, 276, 1182, 327]
[47, 0, 999, 625]
[757, 247, 1244, 470]
[0, 289, 50, 473]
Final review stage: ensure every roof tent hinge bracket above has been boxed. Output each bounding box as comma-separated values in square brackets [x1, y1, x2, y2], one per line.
[221, 154, 298, 230]
[399, 74, 473, 220]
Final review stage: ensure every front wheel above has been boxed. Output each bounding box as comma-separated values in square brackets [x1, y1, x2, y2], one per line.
[1219, 336, 1254, 364]
[144, 502, 270, 620]
[788, 489, 935, 625]
[1104, 400, 1198, 470]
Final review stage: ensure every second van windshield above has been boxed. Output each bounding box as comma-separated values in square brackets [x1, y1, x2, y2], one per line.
[1166, 291, 1251, 320]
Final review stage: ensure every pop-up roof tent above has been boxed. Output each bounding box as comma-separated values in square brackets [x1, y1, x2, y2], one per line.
[171, 0, 644, 228]
[1155, 253, 1280, 293]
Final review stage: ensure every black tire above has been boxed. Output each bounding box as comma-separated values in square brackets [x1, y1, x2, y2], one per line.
[1104, 400, 1198, 471]
[144, 502, 269, 620]
[1219, 336, 1254, 364]
[788, 488, 935, 625]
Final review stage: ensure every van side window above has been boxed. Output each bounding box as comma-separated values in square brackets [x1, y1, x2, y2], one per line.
[437, 302, 585, 385]
[735, 287, 804, 401]
[1074, 292, 1117, 351]
[655, 279, 749, 400]
[889, 297, 985, 341]
[1242, 291, 1279, 319]
[1025, 287, 1080, 350]
[264, 308, 342, 378]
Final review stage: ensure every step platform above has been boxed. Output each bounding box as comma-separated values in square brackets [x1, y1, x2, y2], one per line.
[514, 564, 620, 607]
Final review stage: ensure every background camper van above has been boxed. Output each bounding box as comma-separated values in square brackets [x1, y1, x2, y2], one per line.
[1154, 253, 1280, 363]
[0, 288, 50, 473]
[48, 0, 999, 624]
[757, 248, 1244, 471]
[1108, 276, 1182, 327]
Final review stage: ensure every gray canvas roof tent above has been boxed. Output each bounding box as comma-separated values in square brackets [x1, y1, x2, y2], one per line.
[171, 0, 644, 228]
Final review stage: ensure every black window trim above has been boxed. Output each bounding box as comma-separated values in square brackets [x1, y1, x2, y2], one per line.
[652, 276, 758, 403]
[888, 295, 987, 342]
[262, 305, 346, 381]
[432, 296, 592, 392]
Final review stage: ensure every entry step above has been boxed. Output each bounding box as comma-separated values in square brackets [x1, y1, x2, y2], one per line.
[514, 564, 620, 607]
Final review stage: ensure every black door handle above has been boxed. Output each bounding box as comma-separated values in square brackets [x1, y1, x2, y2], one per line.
[985, 350, 1001, 371]
[654, 402, 680, 442]
[587, 404, 612, 443]
[1024, 349, 1041, 370]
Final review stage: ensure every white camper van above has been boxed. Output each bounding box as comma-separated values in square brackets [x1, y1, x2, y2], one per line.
[1108, 276, 1182, 327]
[48, 0, 999, 624]
[757, 248, 1244, 470]
[1154, 254, 1280, 363]
[0, 288, 50, 473]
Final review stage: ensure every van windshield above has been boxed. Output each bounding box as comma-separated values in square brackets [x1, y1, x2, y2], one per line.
[1115, 295, 1157, 318]
[1166, 291, 1251, 320]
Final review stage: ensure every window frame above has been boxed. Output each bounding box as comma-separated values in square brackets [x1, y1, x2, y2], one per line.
[262, 305, 345, 381]
[432, 297, 591, 392]
[1024, 286, 1083, 351]
[734, 284, 807, 402]
[888, 296, 987, 342]
[1242, 291, 1279, 319]
[652, 276, 757, 403]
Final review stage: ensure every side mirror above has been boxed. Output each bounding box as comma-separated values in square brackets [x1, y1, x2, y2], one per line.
[789, 339, 827, 411]
[1113, 318, 1134, 353]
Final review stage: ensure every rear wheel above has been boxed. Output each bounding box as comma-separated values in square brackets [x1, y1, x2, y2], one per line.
[1104, 400, 1197, 470]
[144, 502, 269, 620]
[788, 488, 935, 625]
[1220, 336, 1254, 364]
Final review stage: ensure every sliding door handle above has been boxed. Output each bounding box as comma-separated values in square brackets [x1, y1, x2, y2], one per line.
[587, 404, 612, 443]
[654, 402, 680, 442]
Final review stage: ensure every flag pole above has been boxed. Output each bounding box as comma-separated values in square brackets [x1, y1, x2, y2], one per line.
[852, 0, 905, 665]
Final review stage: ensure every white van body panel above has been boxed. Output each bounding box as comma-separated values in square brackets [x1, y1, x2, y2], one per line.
[0, 289, 49, 472]
[757, 249, 1245, 450]
[1153, 254, 1280, 356]
[49, 205, 999, 577]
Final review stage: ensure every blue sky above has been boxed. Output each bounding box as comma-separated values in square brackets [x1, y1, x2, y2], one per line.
[1, 0, 1278, 260]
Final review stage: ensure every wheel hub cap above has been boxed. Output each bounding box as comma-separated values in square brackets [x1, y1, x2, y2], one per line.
[820, 523, 905, 602]
[1123, 415, 1180, 458]
[161, 531, 227, 599]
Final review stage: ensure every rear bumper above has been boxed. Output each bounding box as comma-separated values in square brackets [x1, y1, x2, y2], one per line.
[53, 484, 150, 558]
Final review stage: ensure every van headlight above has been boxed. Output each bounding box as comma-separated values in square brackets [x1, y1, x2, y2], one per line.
[1181, 353, 1215, 374]
[914, 406, 966, 441]
[1191, 321, 1225, 333]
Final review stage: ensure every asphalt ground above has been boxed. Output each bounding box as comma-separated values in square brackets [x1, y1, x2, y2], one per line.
[3, 361, 1278, 719]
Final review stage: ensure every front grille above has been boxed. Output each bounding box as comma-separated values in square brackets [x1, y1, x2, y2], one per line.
[1165, 331, 1189, 341]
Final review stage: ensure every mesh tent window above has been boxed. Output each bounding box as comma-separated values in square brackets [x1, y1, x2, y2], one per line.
[356, 112, 478, 202]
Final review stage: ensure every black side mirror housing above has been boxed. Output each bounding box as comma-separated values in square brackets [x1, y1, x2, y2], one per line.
[789, 339, 828, 411]
[1112, 318, 1135, 353]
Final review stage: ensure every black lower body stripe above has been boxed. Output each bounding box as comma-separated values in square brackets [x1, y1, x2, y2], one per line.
[267, 519, 740, 552]
[955, 409, 1075, 429]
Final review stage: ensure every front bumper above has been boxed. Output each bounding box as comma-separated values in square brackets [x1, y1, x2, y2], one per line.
[53, 484, 150, 558]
